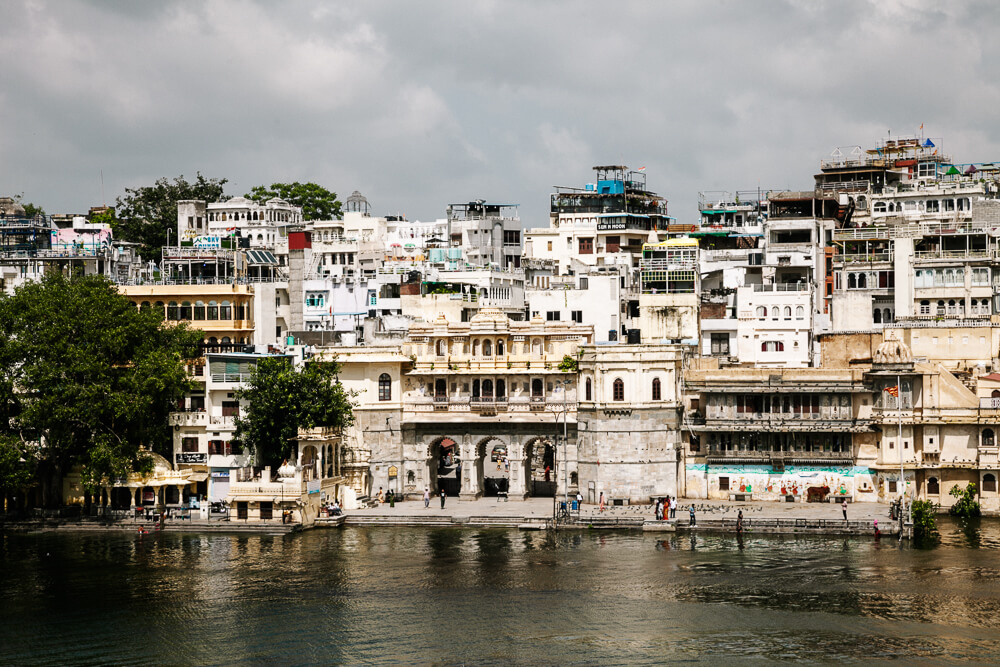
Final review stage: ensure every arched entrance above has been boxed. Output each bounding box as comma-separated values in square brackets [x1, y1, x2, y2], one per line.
[480, 437, 509, 497]
[430, 437, 461, 496]
[525, 438, 556, 497]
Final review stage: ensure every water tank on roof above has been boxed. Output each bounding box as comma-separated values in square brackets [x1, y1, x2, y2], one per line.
[447, 248, 463, 260]
[608, 330, 618, 342]
[429, 248, 445, 262]
[627, 329, 641, 344]
[585, 183, 596, 192]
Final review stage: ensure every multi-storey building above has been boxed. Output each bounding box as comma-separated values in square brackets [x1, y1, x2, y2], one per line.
[447, 200, 521, 269]
[397, 308, 592, 500]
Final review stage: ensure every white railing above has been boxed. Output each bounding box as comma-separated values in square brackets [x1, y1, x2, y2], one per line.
[168, 412, 208, 426]
[980, 397, 1000, 409]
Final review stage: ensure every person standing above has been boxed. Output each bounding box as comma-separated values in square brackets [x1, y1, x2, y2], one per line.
[689, 505, 696, 527]
[655, 499, 663, 521]
[669, 496, 677, 519]
[842, 499, 848, 521]
[440, 488, 446, 509]
[576, 491, 583, 511]
[736, 509, 744, 534]
[377, 487, 384, 505]
[599, 491, 605, 513]
[423, 487, 430, 509]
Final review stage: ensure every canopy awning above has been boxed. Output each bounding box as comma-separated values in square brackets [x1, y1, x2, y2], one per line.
[246, 249, 278, 265]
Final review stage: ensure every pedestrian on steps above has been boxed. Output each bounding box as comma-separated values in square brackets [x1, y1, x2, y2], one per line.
[669, 496, 677, 519]
[842, 499, 848, 521]
[440, 488, 446, 509]
[423, 487, 430, 508]
[689, 505, 696, 527]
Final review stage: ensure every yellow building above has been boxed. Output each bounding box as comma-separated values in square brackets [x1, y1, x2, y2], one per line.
[119, 283, 256, 345]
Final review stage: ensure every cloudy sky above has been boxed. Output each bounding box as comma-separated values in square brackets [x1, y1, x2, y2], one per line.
[3, 0, 999, 227]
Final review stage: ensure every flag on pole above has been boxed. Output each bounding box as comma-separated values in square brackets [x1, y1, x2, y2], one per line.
[636, 166, 646, 172]
[884, 385, 899, 397]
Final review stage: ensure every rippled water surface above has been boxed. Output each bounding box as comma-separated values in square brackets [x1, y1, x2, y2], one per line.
[2, 519, 1000, 665]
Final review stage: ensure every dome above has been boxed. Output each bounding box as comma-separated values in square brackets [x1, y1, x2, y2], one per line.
[647, 229, 659, 244]
[226, 196, 251, 206]
[874, 338, 913, 365]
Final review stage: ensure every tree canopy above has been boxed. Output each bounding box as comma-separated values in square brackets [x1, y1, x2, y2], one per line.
[234, 357, 355, 470]
[0, 273, 201, 504]
[114, 173, 228, 260]
[246, 182, 342, 221]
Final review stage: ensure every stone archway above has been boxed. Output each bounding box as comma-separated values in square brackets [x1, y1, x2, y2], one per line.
[477, 436, 510, 497]
[429, 436, 461, 496]
[524, 437, 556, 497]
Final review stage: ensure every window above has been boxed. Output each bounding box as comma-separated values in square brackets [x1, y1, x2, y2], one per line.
[260, 501, 273, 520]
[496, 340, 505, 356]
[531, 378, 543, 397]
[306, 292, 326, 308]
[927, 477, 940, 495]
[795, 306, 804, 320]
[571, 310, 583, 323]
[613, 378, 625, 401]
[985, 474, 997, 493]
[719, 476, 730, 491]
[436, 340, 446, 357]
[606, 236, 620, 253]
[756, 306, 766, 320]
[771, 307, 779, 320]
[984, 429, 995, 448]
[578, 238, 594, 254]
[919, 300, 930, 315]
[482, 339, 492, 356]
[761, 341, 785, 352]
[710, 333, 729, 356]
[378, 373, 391, 401]
[652, 378, 662, 401]
[222, 401, 240, 417]
[547, 241, 553, 251]
[783, 306, 792, 320]
[546, 311, 560, 321]
[888, 480, 897, 493]
[503, 230, 520, 245]
[220, 300, 232, 320]
[182, 437, 199, 453]
[585, 377, 592, 401]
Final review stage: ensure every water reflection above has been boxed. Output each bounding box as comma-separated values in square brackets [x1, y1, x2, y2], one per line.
[1, 522, 999, 665]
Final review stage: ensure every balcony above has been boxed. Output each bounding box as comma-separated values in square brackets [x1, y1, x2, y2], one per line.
[834, 252, 893, 264]
[210, 415, 237, 427]
[913, 249, 989, 261]
[169, 412, 208, 427]
[705, 449, 854, 463]
[980, 397, 1000, 409]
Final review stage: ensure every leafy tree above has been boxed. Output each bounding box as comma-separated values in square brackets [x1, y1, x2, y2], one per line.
[911, 499, 939, 544]
[11, 194, 45, 218]
[246, 182, 342, 220]
[114, 173, 228, 260]
[234, 358, 355, 471]
[558, 354, 579, 373]
[949, 482, 981, 518]
[0, 274, 201, 505]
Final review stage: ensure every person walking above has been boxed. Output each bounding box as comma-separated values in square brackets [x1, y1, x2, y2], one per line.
[440, 489, 446, 509]
[599, 491, 605, 513]
[423, 487, 430, 509]
[842, 499, 848, 521]
[655, 499, 663, 521]
[736, 509, 744, 534]
[576, 491, 583, 511]
[377, 487, 384, 505]
[689, 504, 696, 527]
[669, 496, 677, 519]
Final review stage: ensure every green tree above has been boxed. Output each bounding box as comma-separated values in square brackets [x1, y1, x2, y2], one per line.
[949, 482, 981, 518]
[911, 499, 939, 544]
[11, 194, 45, 218]
[0, 274, 201, 505]
[558, 354, 579, 373]
[234, 358, 355, 470]
[246, 182, 342, 220]
[114, 173, 228, 260]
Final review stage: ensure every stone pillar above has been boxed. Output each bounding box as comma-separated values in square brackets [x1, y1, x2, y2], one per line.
[507, 441, 527, 499]
[460, 441, 481, 499]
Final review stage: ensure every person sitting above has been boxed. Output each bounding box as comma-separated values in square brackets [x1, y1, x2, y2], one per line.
[331, 501, 342, 516]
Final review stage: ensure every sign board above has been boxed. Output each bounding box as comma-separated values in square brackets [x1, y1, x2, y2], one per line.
[176, 452, 207, 464]
[194, 235, 222, 249]
[307, 480, 321, 495]
[210, 471, 229, 479]
[597, 220, 627, 231]
[388, 466, 398, 479]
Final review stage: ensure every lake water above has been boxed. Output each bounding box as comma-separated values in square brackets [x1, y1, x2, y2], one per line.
[2, 519, 999, 665]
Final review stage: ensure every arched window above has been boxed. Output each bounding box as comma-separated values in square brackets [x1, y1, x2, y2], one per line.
[585, 377, 592, 401]
[651, 378, 662, 401]
[496, 340, 505, 357]
[873, 309, 882, 324]
[795, 306, 804, 319]
[473, 379, 481, 398]
[482, 340, 492, 357]
[139, 301, 151, 312]
[992, 389, 1000, 398]
[783, 306, 792, 320]
[857, 273, 867, 288]
[848, 273, 857, 289]
[757, 306, 766, 320]
[496, 379, 506, 398]
[220, 300, 232, 320]
[473, 339, 480, 356]
[207, 300, 219, 320]
[984, 473, 997, 493]
[531, 378, 543, 397]
[883, 308, 892, 323]
[193, 300, 206, 321]
[378, 373, 391, 401]
[613, 378, 625, 401]
[435, 340, 446, 357]
[983, 429, 995, 448]
[771, 307, 779, 320]
[532, 339, 542, 357]
[919, 300, 930, 315]
[166, 301, 179, 320]
[936, 300, 945, 316]
[435, 379, 446, 397]
[927, 477, 940, 495]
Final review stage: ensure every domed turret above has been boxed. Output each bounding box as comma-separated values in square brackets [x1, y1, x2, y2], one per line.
[874, 338, 913, 365]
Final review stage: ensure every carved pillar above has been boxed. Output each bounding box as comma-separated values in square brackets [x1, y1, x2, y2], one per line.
[507, 440, 527, 499]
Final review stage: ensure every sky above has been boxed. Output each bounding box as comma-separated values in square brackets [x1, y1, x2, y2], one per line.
[3, 0, 1000, 228]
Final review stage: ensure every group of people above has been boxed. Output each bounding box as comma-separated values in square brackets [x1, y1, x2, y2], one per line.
[654, 496, 678, 521]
